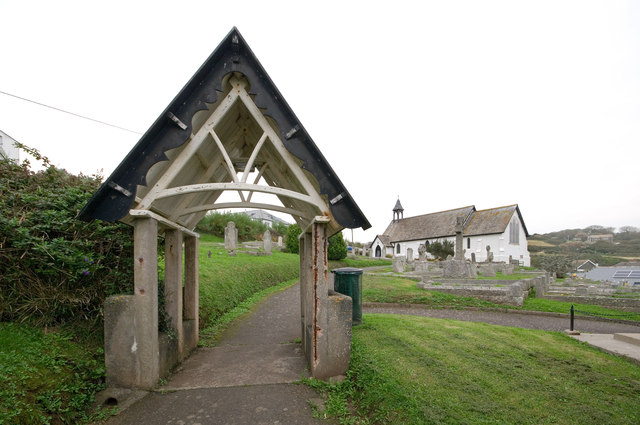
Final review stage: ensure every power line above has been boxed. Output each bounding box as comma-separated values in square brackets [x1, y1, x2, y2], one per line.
[0, 89, 143, 135]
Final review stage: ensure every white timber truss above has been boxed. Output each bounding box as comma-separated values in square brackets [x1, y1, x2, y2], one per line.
[129, 74, 334, 234]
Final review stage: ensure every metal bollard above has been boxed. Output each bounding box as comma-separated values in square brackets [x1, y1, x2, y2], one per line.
[570, 305, 574, 331]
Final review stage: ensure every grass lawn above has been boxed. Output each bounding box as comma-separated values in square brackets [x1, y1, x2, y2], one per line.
[312, 314, 640, 424]
[362, 273, 640, 321]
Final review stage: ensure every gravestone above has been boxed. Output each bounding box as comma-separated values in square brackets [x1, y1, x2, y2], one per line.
[418, 243, 427, 262]
[224, 221, 238, 256]
[263, 229, 272, 253]
[479, 264, 497, 277]
[392, 256, 406, 273]
[485, 245, 494, 263]
[442, 259, 478, 278]
[277, 236, 283, 247]
[406, 248, 414, 263]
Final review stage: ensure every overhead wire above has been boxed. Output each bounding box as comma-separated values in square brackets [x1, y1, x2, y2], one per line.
[0, 89, 143, 135]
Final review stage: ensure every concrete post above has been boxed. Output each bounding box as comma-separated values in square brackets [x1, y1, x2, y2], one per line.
[183, 235, 199, 355]
[164, 229, 183, 359]
[133, 217, 159, 388]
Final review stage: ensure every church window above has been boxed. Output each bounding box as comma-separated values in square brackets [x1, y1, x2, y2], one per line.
[467, 237, 470, 249]
[509, 220, 520, 245]
[396, 244, 401, 254]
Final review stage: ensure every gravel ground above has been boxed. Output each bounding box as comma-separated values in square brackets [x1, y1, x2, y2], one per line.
[363, 305, 640, 334]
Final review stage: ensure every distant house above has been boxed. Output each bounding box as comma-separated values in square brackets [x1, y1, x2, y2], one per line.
[576, 260, 598, 273]
[244, 209, 290, 228]
[587, 234, 613, 244]
[0, 129, 20, 162]
[370, 200, 531, 266]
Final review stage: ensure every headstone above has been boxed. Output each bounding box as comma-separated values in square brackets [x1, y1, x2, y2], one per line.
[224, 221, 238, 256]
[575, 283, 588, 296]
[418, 243, 427, 262]
[392, 256, 406, 273]
[479, 264, 497, 277]
[442, 259, 478, 278]
[406, 248, 414, 263]
[277, 236, 283, 247]
[485, 245, 493, 263]
[455, 216, 464, 260]
[207, 250, 212, 258]
[263, 229, 272, 253]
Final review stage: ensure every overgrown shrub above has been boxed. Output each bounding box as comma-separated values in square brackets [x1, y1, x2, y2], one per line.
[0, 148, 134, 325]
[285, 223, 302, 254]
[536, 254, 574, 278]
[426, 240, 454, 260]
[328, 232, 348, 261]
[196, 211, 273, 241]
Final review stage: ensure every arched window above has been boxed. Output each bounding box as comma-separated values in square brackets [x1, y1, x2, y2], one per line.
[467, 237, 470, 249]
[425, 240, 430, 246]
[396, 244, 401, 254]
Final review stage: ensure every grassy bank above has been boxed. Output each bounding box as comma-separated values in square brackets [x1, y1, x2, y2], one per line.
[198, 234, 299, 329]
[362, 273, 640, 321]
[0, 323, 112, 424]
[312, 314, 640, 424]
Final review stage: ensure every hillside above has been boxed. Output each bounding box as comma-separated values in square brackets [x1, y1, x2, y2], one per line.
[528, 226, 640, 266]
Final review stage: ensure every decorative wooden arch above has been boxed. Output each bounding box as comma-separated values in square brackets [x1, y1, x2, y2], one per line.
[80, 28, 370, 389]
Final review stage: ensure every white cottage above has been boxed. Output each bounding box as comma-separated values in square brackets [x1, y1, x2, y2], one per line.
[370, 200, 531, 266]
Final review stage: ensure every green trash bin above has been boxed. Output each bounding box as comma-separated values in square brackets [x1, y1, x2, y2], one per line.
[332, 267, 363, 325]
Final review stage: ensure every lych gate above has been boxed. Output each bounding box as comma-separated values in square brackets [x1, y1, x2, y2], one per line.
[79, 28, 370, 389]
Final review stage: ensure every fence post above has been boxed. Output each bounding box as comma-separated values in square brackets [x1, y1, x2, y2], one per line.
[570, 305, 574, 331]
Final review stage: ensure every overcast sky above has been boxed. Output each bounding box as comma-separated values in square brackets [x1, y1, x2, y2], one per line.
[1, 1, 638, 243]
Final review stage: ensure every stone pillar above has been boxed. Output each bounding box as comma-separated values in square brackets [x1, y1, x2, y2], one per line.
[224, 221, 237, 255]
[133, 217, 159, 388]
[164, 229, 183, 359]
[263, 229, 272, 253]
[455, 216, 464, 260]
[183, 235, 199, 355]
[299, 217, 350, 380]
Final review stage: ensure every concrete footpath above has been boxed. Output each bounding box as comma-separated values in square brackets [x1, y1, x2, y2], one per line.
[106, 284, 330, 425]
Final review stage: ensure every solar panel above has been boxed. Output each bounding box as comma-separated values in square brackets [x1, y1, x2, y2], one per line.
[630, 271, 640, 278]
[613, 271, 632, 278]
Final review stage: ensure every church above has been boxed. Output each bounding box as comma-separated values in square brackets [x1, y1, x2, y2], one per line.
[370, 199, 531, 266]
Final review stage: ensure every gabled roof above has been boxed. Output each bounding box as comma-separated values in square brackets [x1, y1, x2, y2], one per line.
[465, 204, 529, 237]
[79, 28, 370, 234]
[383, 204, 529, 242]
[383, 206, 475, 242]
[371, 234, 392, 248]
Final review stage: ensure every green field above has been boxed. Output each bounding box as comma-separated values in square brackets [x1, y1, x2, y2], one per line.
[311, 314, 640, 424]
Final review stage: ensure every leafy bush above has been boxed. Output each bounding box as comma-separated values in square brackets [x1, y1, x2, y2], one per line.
[328, 232, 348, 261]
[285, 223, 302, 254]
[196, 211, 286, 242]
[0, 148, 133, 325]
[426, 240, 454, 260]
[537, 254, 574, 278]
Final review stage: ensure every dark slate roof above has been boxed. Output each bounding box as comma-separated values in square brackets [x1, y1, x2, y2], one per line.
[383, 204, 528, 242]
[383, 206, 475, 242]
[393, 198, 404, 212]
[79, 27, 370, 231]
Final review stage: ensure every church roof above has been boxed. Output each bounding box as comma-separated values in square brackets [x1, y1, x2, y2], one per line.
[383, 206, 475, 242]
[393, 198, 404, 212]
[382, 204, 528, 242]
[465, 205, 528, 236]
[79, 27, 370, 234]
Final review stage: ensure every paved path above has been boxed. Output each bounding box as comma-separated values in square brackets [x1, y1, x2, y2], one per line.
[363, 304, 640, 334]
[107, 284, 329, 425]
